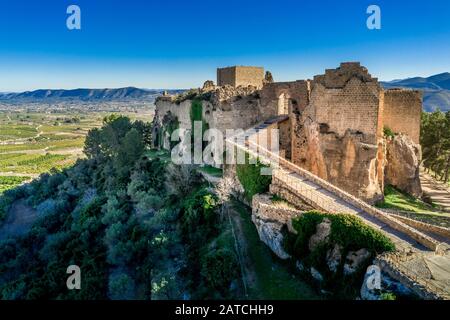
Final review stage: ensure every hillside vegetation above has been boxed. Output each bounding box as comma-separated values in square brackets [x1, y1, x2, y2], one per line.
[0, 115, 244, 299]
[0, 111, 150, 194]
[421, 110, 450, 184]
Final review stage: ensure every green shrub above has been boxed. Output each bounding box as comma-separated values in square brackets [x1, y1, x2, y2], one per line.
[380, 292, 397, 300]
[328, 213, 395, 253]
[289, 213, 324, 257]
[383, 126, 395, 138]
[201, 248, 238, 290]
[236, 153, 272, 202]
[289, 212, 395, 258]
[181, 188, 218, 241]
[190, 99, 203, 124]
[287, 211, 395, 298]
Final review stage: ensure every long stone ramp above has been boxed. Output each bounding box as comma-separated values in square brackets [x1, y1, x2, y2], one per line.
[226, 117, 447, 254]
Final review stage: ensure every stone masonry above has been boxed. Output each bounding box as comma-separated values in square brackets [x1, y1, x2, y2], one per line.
[383, 89, 422, 144]
[217, 66, 265, 89]
[153, 62, 423, 203]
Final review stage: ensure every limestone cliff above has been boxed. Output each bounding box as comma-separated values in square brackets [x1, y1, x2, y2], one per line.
[293, 117, 383, 203]
[385, 134, 422, 197]
[251, 194, 302, 259]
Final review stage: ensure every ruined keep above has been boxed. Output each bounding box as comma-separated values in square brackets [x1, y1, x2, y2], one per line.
[153, 62, 423, 203]
[217, 66, 265, 89]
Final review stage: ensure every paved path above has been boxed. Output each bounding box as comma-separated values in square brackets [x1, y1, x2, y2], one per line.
[274, 168, 430, 252]
[421, 170, 450, 213]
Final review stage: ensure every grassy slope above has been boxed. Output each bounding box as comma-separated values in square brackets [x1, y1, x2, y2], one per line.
[376, 185, 438, 213]
[376, 185, 450, 227]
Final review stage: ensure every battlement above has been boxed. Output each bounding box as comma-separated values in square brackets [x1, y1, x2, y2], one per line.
[314, 62, 378, 88]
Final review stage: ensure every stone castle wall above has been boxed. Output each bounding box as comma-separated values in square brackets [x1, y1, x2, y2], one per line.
[258, 80, 310, 162]
[153, 98, 192, 130]
[311, 79, 381, 144]
[287, 63, 385, 202]
[259, 80, 310, 115]
[278, 119, 291, 159]
[217, 66, 264, 89]
[383, 89, 422, 144]
[203, 98, 263, 134]
[217, 67, 236, 87]
[310, 64, 382, 144]
[154, 63, 423, 203]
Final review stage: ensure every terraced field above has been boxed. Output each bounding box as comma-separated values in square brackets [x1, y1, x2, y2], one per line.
[0, 110, 152, 193]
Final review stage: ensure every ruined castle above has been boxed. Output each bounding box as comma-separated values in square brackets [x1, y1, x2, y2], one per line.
[153, 63, 423, 203]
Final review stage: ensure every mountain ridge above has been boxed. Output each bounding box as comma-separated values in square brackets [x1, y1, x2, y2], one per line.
[0, 87, 184, 102]
[381, 72, 450, 112]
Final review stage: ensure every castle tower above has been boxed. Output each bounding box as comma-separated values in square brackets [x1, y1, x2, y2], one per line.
[217, 66, 265, 89]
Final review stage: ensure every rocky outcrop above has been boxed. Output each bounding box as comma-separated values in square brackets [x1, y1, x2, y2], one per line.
[310, 267, 324, 282]
[360, 265, 382, 300]
[212, 85, 258, 105]
[252, 218, 289, 259]
[251, 194, 302, 259]
[343, 248, 371, 275]
[308, 218, 331, 251]
[202, 80, 216, 92]
[294, 118, 383, 203]
[326, 244, 343, 273]
[385, 134, 422, 197]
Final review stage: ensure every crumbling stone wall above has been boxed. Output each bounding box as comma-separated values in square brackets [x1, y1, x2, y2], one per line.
[204, 95, 263, 133]
[152, 97, 192, 149]
[311, 80, 381, 143]
[383, 89, 422, 144]
[153, 86, 266, 150]
[259, 80, 310, 116]
[278, 119, 291, 159]
[259, 80, 310, 162]
[154, 62, 423, 203]
[290, 63, 384, 202]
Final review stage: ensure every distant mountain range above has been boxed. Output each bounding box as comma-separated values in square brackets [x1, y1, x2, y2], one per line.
[0, 87, 184, 103]
[1, 75, 449, 112]
[381, 72, 450, 112]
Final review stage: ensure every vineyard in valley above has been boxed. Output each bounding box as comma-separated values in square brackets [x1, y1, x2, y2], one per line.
[0, 110, 152, 193]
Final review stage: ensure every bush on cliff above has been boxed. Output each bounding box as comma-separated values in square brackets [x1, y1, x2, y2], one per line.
[288, 211, 395, 259]
[285, 211, 395, 298]
[236, 153, 272, 202]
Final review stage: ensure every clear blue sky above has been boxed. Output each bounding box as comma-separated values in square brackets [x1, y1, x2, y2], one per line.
[0, 0, 449, 91]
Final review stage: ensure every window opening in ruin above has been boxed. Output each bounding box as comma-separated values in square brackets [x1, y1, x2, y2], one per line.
[278, 93, 290, 115]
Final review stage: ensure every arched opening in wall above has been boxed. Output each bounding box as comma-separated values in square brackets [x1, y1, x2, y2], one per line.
[278, 93, 290, 115]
